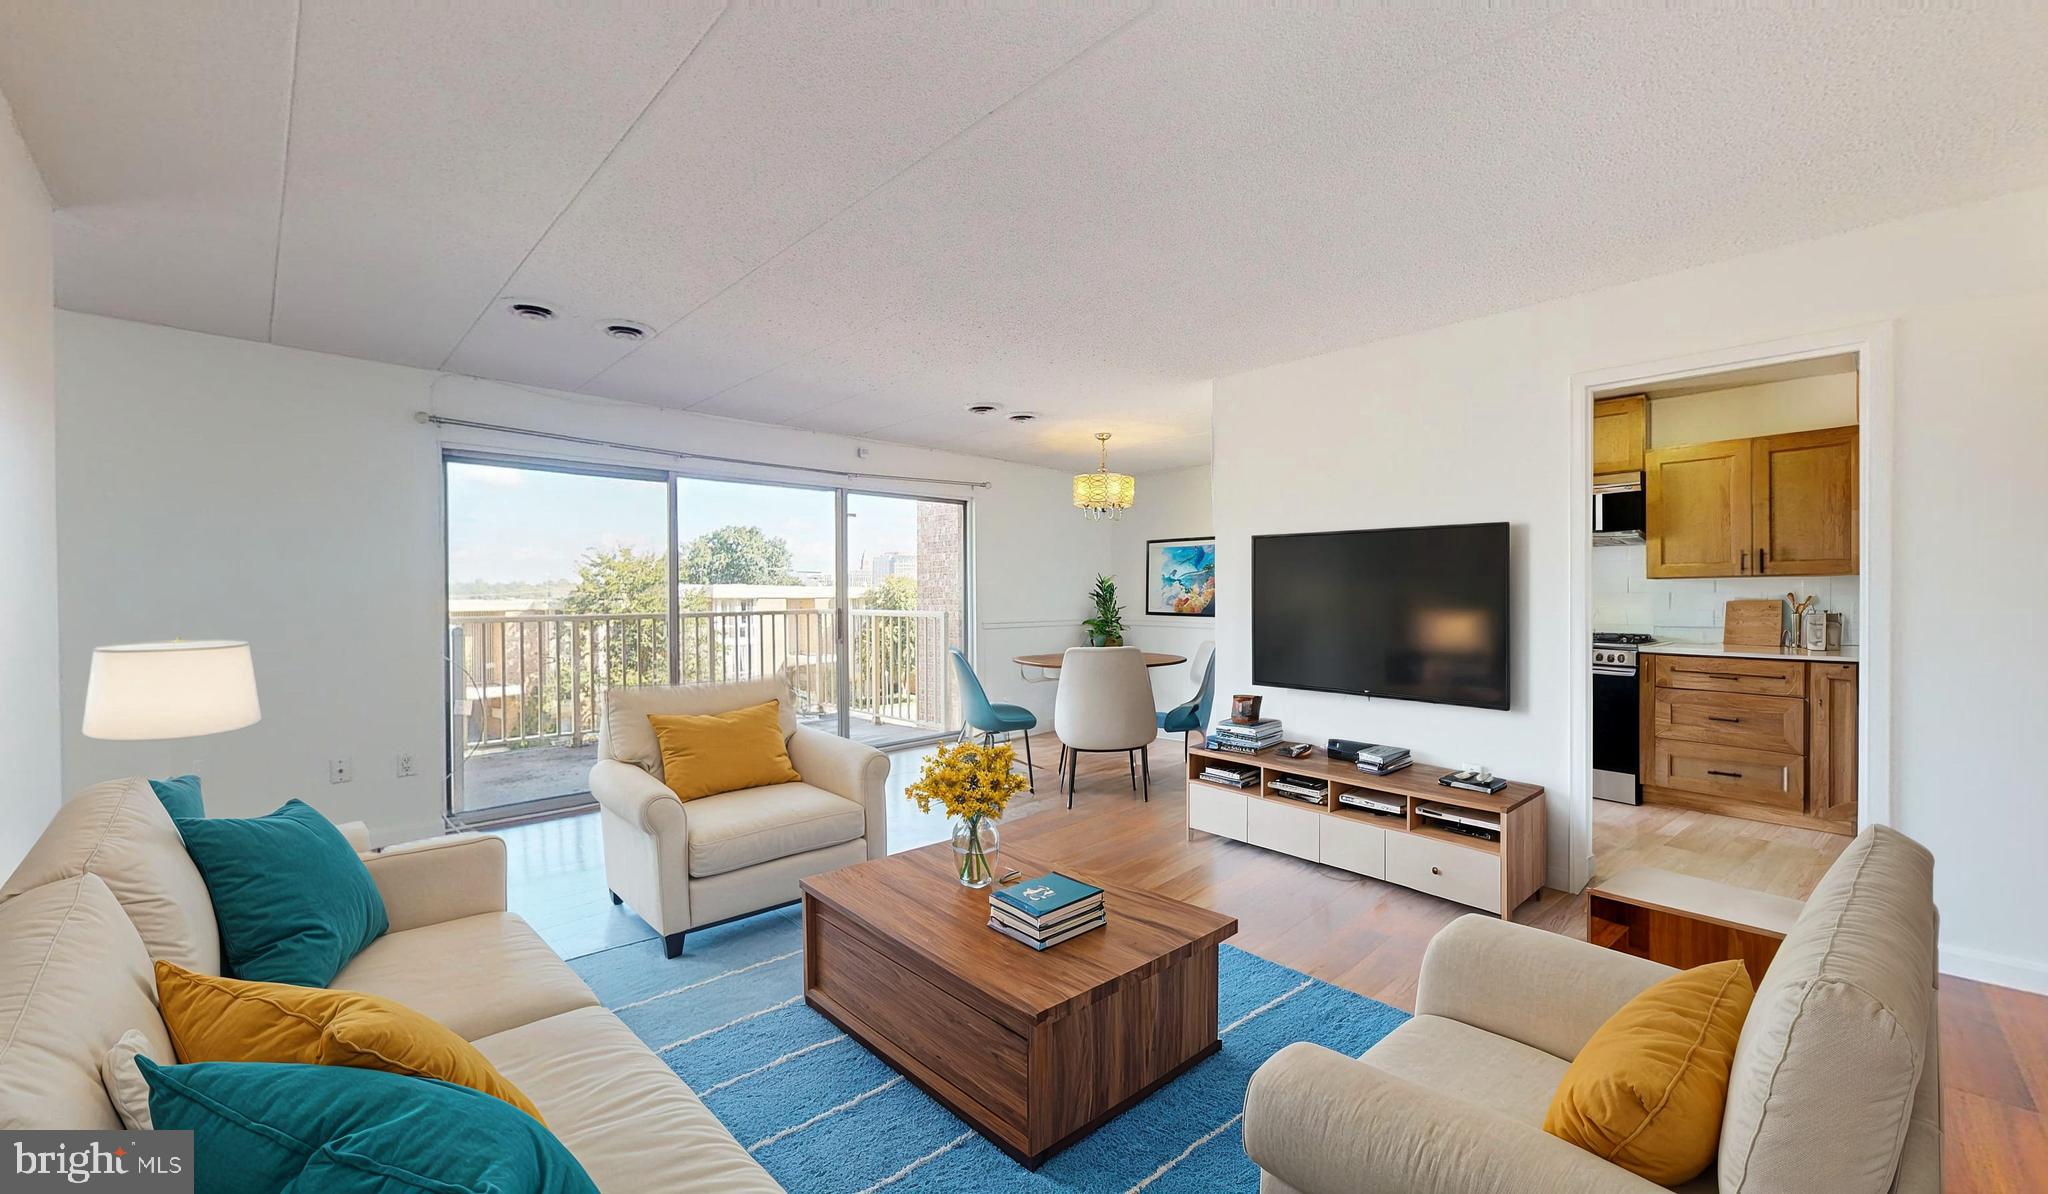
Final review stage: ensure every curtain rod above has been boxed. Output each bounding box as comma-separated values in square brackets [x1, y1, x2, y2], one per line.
[415, 413, 993, 489]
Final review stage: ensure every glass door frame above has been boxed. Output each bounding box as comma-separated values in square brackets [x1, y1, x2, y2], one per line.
[441, 450, 972, 823]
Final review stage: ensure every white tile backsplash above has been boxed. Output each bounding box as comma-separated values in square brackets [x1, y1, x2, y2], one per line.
[1591, 544, 1856, 644]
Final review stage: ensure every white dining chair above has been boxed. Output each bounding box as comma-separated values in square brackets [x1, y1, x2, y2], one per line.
[1052, 646, 1158, 807]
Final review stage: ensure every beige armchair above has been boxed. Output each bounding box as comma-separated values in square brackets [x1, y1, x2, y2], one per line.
[1245, 826, 1940, 1194]
[588, 674, 889, 958]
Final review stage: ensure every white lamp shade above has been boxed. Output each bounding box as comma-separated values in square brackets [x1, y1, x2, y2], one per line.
[82, 641, 261, 740]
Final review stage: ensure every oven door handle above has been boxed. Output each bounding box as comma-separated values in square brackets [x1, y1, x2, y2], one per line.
[1592, 666, 1637, 677]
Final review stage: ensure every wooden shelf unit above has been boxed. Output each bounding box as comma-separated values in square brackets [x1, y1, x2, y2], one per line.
[1185, 746, 1547, 918]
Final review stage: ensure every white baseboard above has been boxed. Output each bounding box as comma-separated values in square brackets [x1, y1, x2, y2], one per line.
[1940, 943, 2048, 996]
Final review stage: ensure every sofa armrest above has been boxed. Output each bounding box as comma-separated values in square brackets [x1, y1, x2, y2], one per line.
[590, 758, 686, 835]
[1418, 915, 1676, 1061]
[1244, 1042, 1667, 1194]
[361, 833, 507, 933]
[787, 727, 890, 859]
[335, 820, 372, 853]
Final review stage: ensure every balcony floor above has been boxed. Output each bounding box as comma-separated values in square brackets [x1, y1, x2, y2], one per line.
[457, 714, 952, 814]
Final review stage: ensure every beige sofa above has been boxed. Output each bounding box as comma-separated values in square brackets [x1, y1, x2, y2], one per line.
[1245, 825, 1940, 1194]
[590, 673, 889, 958]
[0, 777, 781, 1192]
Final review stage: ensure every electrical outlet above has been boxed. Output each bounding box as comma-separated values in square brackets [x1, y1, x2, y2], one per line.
[396, 753, 417, 778]
[329, 757, 353, 785]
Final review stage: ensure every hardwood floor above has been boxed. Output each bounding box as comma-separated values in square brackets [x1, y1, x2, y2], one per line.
[495, 731, 2045, 1190]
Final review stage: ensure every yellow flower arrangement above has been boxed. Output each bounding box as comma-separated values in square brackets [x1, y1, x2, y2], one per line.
[906, 741, 1029, 885]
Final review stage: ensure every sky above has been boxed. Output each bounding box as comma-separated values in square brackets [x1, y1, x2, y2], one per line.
[446, 461, 925, 587]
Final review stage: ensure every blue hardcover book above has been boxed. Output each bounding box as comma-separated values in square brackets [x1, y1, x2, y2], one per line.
[991, 872, 1104, 921]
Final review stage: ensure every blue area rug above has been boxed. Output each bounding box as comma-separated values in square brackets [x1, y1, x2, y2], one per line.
[569, 906, 1407, 1193]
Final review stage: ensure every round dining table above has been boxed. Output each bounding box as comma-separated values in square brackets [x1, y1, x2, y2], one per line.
[1012, 651, 1187, 669]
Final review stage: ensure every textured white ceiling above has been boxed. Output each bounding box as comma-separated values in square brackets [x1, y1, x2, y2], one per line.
[5, 5, 2048, 472]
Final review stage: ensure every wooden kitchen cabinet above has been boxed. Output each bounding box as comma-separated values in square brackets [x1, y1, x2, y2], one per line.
[1640, 652, 1856, 836]
[1592, 394, 1647, 482]
[1645, 424, 1857, 579]
[1753, 426, 1858, 576]
[1644, 438, 1752, 578]
[1807, 663, 1859, 827]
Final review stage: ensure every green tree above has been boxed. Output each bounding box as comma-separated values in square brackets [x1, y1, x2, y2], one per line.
[855, 574, 920, 707]
[862, 574, 917, 611]
[560, 546, 668, 695]
[561, 545, 666, 613]
[680, 526, 796, 585]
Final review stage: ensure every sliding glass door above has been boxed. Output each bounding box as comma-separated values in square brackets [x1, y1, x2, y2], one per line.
[674, 477, 841, 737]
[445, 458, 670, 820]
[846, 493, 966, 749]
[445, 455, 969, 822]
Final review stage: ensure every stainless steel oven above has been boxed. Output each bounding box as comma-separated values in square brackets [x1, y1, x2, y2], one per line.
[1592, 635, 1649, 804]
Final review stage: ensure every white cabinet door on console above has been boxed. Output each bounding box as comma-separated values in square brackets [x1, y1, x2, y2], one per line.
[1247, 799, 1319, 862]
[1318, 815, 1386, 880]
[1386, 833, 1501, 914]
[1187, 785, 1247, 842]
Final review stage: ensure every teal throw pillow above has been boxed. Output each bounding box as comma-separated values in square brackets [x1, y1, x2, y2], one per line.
[139, 1058, 597, 1194]
[150, 774, 205, 820]
[173, 799, 387, 986]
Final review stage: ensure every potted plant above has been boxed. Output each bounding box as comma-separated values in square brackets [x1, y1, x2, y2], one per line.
[904, 741, 1029, 887]
[1083, 574, 1126, 646]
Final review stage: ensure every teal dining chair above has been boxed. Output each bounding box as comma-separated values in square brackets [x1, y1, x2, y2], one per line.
[949, 648, 1038, 792]
[1156, 646, 1217, 751]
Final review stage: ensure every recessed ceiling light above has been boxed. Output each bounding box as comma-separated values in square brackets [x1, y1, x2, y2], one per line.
[1006, 411, 1039, 423]
[507, 302, 555, 321]
[963, 402, 1003, 415]
[602, 321, 651, 341]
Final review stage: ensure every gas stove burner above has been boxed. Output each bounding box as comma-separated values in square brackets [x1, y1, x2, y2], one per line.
[1592, 632, 1657, 645]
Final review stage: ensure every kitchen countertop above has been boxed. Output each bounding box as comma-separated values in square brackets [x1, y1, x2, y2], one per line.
[1638, 641, 1858, 664]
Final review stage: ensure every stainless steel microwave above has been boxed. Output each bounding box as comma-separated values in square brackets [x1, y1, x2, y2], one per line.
[1593, 481, 1645, 545]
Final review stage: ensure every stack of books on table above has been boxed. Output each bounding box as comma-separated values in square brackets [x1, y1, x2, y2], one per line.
[1207, 718, 1283, 754]
[988, 873, 1107, 951]
[1197, 761, 1260, 788]
[1352, 743, 1412, 776]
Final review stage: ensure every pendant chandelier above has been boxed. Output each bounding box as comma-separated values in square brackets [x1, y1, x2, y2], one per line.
[1072, 432, 1136, 521]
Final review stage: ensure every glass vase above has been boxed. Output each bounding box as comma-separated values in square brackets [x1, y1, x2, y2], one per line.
[952, 816, 1000, 888]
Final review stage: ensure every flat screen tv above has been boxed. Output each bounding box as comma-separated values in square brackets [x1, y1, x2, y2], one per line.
[1252, 522, 1510, 710]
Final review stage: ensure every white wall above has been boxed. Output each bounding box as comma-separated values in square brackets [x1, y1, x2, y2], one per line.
[0, 95, 58, 875]
[1592, 545, 1857, 646]
[1108, 463, 1215, 718]
[1212, 186, 2048, 992]
[1646, 372, 1858, 449]
[55, 314, 1109, 844]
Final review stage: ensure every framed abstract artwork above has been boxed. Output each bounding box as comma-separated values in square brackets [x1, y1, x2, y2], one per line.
[1145, 537, 1215, 617]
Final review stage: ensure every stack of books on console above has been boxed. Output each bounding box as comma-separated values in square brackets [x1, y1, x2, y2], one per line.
[988, 873, 1106, 951]
[1197, 762, 1260, 789]
[1352, 742, 1412, 776]
[1267, 775, 1330, 806]
[1207, 718, 1283, 754]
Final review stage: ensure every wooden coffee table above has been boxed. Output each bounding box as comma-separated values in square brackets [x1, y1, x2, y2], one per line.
[800, 843, 1237, 1169]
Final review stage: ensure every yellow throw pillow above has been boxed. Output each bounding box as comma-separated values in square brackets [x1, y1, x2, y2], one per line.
[648, 699, 801, 801]
[153, 961, 543, 1122]
[1543, 959, 1754, 1185]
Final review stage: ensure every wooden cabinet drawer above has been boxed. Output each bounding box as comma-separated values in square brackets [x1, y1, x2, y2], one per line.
[1654, 688, 1806, 754]
[1187, 783, 1247, 842]
[1318, 814, 1386, 880]
[1246, 797, 1319, 862]
[1652, 655, 1805, 697]
[1385, 832, 1500, 914]
[1649, 741, 1805, 811]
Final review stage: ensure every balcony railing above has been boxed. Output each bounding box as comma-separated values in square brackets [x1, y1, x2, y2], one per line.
[448, 608, 955, 759]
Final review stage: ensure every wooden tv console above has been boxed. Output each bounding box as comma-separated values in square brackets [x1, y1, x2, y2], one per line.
[1185, 746, 1547, 918]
